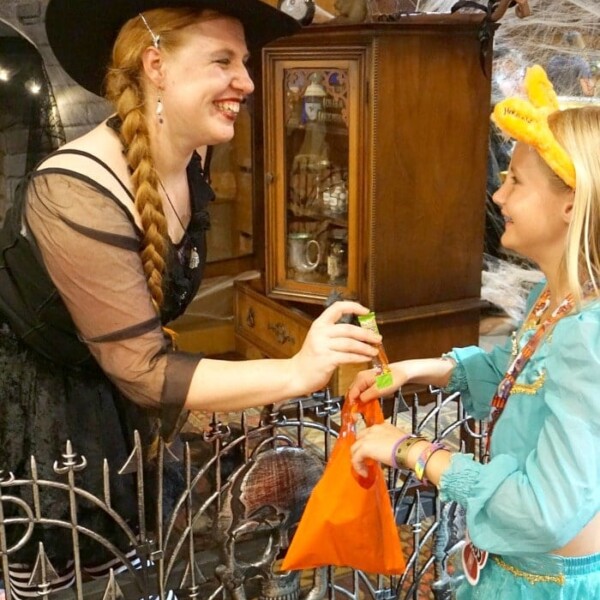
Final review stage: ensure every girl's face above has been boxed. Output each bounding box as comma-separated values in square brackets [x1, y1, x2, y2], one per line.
[492, 142, 573, 266]
[159, 16, 254, 149]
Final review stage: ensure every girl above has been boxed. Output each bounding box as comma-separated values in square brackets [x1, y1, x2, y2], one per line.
[349, 66, 600, 598]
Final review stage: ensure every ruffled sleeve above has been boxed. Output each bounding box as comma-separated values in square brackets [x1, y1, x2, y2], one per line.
[443, 341, 512, 420]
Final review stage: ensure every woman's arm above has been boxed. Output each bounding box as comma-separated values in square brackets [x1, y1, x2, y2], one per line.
[27, 174, 380, 412]
[186, 300, 380, 412]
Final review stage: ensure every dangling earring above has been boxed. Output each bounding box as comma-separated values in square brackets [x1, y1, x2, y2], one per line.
[156, 94, 164, 125]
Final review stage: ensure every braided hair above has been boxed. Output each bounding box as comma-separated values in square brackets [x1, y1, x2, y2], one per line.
[104, 8, 216, 311]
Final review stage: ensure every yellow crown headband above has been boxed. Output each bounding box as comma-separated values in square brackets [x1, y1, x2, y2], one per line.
[492, 65, 576, 189]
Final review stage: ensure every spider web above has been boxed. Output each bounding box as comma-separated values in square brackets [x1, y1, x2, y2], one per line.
[415, 0, 600, 69]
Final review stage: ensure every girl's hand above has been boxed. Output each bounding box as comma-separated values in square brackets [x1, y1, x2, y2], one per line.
[347, 363, 407, 404]
[350, 422, 411, 478]
[291, 301, 380, 395]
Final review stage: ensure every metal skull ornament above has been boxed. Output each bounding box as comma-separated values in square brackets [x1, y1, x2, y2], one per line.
[215, 445, 324, 599]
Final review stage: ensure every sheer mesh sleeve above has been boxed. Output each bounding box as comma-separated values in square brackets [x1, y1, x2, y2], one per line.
[25, 172, 199, 409]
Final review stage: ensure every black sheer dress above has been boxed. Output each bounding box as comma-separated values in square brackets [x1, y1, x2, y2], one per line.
[0, 121, 213, 566]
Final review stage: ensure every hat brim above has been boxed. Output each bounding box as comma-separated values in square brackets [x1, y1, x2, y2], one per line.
[45, 0, 300, 97]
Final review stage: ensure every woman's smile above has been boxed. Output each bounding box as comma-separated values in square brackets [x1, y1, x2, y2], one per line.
[214, 98, 243, 120]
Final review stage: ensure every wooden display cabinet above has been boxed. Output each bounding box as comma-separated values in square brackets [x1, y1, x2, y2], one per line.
[236, 15, 493, 367]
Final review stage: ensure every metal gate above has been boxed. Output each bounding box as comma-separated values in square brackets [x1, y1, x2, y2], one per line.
[0, 389, 483, 599]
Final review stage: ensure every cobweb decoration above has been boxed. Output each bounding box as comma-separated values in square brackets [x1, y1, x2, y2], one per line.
[413, 0, 600, 69]
[493, 0, 599, 63]
[481, 254, 544, 323]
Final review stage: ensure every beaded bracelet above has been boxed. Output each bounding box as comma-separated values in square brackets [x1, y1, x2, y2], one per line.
[390, 433, 413, 469]
[414, 441, 446, 482]
[394, 436, 428, 470]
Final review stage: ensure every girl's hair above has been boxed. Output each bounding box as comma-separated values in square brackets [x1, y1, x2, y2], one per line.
[548, 106, 600, 303]
[104, 8, 220, 311]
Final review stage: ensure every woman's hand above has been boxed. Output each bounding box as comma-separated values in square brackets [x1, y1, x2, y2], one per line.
[350, 422, 410, 478]
[290, 301, 380, 394]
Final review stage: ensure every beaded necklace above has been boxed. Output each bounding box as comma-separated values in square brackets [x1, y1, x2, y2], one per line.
[485, 287, 574, 457]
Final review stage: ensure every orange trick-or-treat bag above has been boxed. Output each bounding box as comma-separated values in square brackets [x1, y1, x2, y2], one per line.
[282, 397, 405, 575]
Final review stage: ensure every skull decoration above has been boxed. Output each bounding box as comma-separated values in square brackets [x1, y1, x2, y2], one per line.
[215, 446, 324, 600]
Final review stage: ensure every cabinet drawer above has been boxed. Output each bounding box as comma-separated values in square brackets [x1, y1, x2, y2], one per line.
[234, 282, 312, 359]
[234, 281, 369, 395]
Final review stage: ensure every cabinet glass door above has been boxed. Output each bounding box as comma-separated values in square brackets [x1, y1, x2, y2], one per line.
[265, 54, 363, 304]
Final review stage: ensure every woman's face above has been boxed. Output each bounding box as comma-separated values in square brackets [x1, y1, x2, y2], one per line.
[492, 142, 573, 266]
[159, 15, 254, 149]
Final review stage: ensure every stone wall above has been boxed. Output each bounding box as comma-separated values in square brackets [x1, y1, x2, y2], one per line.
[0, 0, 110, 137]
[0, 0, 110, 219]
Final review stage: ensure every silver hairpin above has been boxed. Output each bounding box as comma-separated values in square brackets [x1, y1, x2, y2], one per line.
[139, 13, 161, 48]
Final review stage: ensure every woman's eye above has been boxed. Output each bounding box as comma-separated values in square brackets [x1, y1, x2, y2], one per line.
[216, 58, 230, 66]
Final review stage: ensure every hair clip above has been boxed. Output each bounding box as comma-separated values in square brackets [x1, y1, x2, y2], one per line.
[492, 65, 576, 189]
[139, 13, 161, 49]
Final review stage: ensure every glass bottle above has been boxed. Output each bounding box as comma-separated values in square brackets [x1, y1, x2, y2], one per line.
[327, 229, 348, 284]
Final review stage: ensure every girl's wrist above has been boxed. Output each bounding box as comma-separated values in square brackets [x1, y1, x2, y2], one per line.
[390, 433, 413, 469]
[391, 435, 429, 470]
[413, 441, 446, 481]
[405, 439, 431, 470]
[390, 435, 450, 484]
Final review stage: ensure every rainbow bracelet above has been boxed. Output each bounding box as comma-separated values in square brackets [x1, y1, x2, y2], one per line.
[414, 441, 446, 482]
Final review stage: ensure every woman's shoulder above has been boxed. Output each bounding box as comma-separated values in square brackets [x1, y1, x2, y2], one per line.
[31, 125, 142, 230]
[41, 122, 126, 175]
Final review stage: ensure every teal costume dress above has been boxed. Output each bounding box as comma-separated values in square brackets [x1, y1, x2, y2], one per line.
[440, 283, 600, 598]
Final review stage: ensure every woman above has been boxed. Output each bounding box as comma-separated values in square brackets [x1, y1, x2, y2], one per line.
[0, 0, 380, 596]
[349, 66, 600, 598]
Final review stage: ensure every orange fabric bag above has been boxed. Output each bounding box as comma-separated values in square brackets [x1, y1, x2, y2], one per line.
[282, 398, 405, 575]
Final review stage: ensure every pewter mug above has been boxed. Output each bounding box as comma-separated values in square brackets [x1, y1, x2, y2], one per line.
[288, 232, 321, 273]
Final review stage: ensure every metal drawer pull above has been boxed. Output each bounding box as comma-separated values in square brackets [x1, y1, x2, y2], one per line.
[268, 322, 295, 345]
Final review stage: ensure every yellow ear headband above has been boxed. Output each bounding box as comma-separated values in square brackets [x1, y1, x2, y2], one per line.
[492, 64, 576, 189]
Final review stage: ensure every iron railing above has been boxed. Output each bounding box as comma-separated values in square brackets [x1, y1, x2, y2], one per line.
[0, 388, 483, 599]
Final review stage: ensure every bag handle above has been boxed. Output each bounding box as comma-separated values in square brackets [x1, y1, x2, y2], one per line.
[341, 396, 385, 488]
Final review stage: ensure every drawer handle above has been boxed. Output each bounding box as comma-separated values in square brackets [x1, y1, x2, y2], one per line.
[246, 307, 255, 328]
[268, 322, 295, 346]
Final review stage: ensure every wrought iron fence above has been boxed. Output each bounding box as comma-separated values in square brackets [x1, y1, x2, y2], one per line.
[0, 388, 483, 599]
